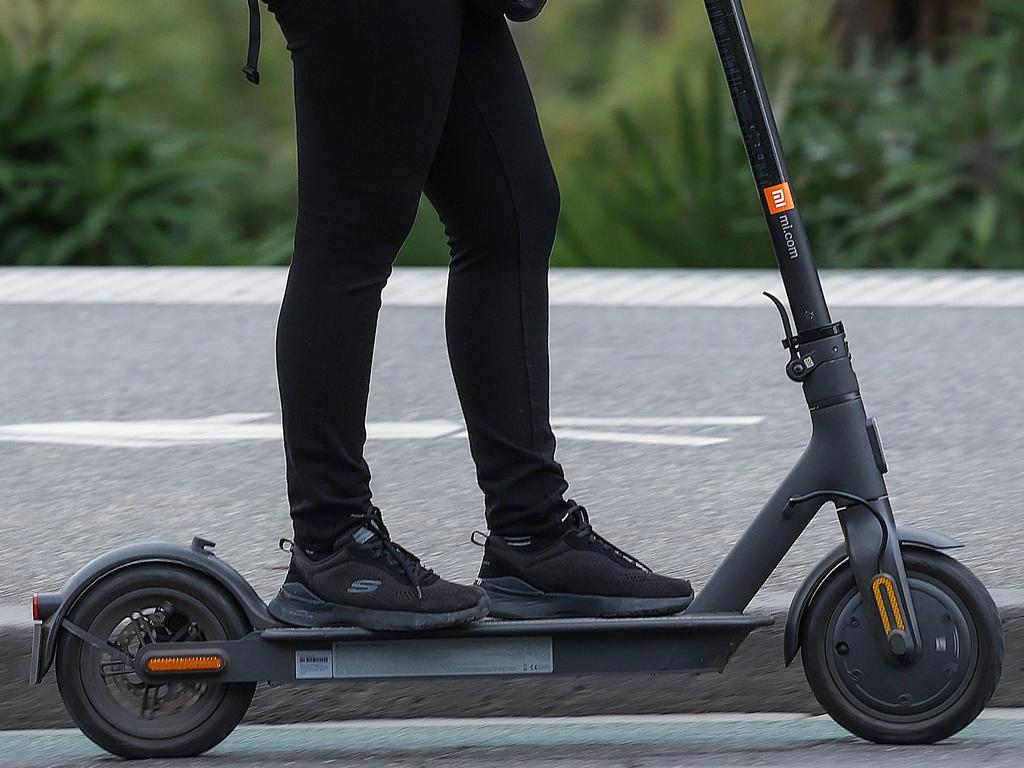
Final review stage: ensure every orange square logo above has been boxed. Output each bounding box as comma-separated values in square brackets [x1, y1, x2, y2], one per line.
[764, 182, 795, 214]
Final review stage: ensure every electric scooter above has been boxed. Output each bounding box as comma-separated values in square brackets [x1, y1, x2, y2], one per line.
[28, 0, 1004, 758]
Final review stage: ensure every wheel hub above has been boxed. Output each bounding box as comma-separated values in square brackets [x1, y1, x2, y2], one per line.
[827, 576, 976, 719]
[104, 609, 208, 718]
[80, 593, 229, 739]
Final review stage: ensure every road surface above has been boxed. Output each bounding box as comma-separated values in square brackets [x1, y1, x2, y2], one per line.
[2, 713, 1024, 768]
[2, 269, 1021, 603]
[0, 268, 1021, 733]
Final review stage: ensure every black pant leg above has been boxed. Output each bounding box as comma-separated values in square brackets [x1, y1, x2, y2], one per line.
[424, 11, 570, 536]
[269, 0, 465, 551]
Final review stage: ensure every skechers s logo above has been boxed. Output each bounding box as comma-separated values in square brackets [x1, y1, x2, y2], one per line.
[347, 579, 382, 594]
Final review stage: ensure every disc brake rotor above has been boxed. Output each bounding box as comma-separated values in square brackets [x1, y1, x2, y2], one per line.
[100, 607, 208, 719]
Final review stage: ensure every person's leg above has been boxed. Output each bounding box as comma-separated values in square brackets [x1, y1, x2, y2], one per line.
[270, 0, 463, 553]
[425, 10, 693, 619]
[266, 0, 488, 628]
[424, 10, 569, 538]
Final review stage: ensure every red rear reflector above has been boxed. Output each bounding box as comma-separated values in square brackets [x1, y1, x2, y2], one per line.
[32, 593, 39, 622]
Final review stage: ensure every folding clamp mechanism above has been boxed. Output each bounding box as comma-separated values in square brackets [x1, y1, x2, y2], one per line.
[764, 292, 814, 381]
[764, 293, 847, 383]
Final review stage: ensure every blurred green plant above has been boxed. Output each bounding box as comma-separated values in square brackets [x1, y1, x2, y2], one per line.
[0, 32, 237, 266]
[829, 0, 984, 59]
[789, 0, 1024, 268]
[0, 0, 1020, 270]
[556, 60, 769, 268]
[556, 0, 1023, 269]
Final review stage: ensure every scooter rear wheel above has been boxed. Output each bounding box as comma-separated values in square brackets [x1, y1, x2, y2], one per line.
[55, 564, 256, 758]
[801, 548, 1003, 744]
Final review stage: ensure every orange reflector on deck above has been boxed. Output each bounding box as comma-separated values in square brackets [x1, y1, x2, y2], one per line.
[145, 655, 225, 674]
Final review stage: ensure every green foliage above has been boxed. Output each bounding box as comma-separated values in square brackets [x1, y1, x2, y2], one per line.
[0, 0, 1020, 269]
[517, 0, 633, 100]
[0, 32, 236, 266]
[557, 2, 1024, 269]
[786, 3, 1024, 268]
[556, 60, 768, 268]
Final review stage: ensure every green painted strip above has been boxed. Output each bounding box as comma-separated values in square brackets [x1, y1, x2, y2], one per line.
[0, 716, 1022, 759]
[222, 718, 848, 753]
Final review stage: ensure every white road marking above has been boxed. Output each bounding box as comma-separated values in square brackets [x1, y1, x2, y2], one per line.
[1, 267, 1022, 307]
[552, 417, 764, 427]
[0, 413, 761, 449]
[553, 429, 729, 448]
[0, 414, 458, 448]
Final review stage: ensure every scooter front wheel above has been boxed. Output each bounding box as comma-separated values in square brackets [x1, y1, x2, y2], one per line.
[801, 548, 1003, 744]
[55, 564, 256, 758]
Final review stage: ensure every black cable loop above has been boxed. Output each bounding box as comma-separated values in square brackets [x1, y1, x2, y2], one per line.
[786, 490, 890, 572]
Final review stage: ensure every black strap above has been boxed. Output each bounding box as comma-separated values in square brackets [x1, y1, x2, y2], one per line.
[243, 0, 261, 84]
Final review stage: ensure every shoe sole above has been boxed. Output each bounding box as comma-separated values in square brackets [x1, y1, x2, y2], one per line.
[267, 583, 491, 631]
[478, 576, 694, 620]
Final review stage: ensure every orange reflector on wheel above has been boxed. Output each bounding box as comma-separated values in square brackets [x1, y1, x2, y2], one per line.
[871, 574, 906, 634]
[145, 655, 225, 674]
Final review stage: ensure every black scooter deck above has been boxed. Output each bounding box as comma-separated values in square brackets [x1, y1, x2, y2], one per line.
[137, 613, 773, 684]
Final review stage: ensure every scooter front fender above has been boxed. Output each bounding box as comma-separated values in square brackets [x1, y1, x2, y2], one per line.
[783, 527, 962, 666]
[30, 539, 278, 684]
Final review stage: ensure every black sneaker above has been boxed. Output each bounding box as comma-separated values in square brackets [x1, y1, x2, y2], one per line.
[269, 507, 489, 631]
[476, 502, 693, 619]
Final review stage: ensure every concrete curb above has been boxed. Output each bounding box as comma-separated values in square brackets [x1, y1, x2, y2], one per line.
[3, 267, 1024, 307]
[2, 597, 1021, 730]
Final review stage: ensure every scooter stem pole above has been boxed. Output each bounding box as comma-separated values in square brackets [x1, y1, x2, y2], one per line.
[704, 0, 831, 332]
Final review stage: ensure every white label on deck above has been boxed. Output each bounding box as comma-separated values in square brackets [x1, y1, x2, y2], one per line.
[295, 650, 333, 679]
[331, 637, 553, 678]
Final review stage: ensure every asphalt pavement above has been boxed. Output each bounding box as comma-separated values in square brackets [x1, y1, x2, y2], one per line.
[0, 268, 1022, 739]
[2, 270, 1022, 600]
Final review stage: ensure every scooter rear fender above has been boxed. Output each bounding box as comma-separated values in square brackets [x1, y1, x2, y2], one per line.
[30, 540, 279, 684]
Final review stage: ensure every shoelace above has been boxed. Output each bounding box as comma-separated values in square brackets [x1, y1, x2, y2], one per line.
[563, 501, 652, 573]
[350, 506, 432, 599]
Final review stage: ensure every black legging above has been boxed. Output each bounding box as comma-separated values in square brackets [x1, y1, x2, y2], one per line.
[267, 0, 570, 552]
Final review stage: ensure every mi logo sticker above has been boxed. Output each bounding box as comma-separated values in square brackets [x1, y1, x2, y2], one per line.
[764, 182, 796, 214]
